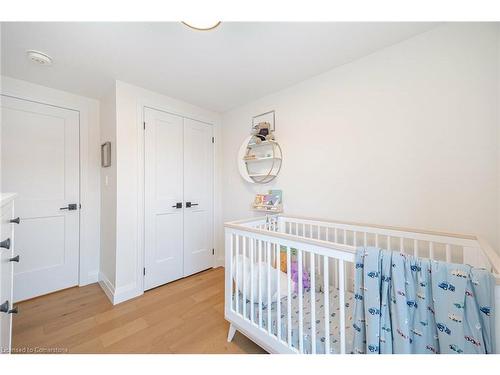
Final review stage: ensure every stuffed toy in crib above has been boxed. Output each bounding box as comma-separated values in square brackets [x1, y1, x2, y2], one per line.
[290, 260, 310, 293]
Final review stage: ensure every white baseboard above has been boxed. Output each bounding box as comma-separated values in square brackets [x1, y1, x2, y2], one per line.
[114, 282, 143, 304]
[98, 271, 115, 304]
[98, 272, 142, 305]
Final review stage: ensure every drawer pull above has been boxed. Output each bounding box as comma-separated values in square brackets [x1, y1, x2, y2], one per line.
[9, 255, 20, 263]
[0, 301, 8, 313]
[8, 306, 18, 314]
[10, 217, 20, 224]
[0, 238, 10, 249]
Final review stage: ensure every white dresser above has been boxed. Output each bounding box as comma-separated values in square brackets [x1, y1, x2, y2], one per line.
[0, 193, 19, 354]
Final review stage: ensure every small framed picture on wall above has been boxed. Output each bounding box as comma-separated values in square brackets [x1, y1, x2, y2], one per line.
[101, 141, 111, 167]
[252, 110, 275, 132]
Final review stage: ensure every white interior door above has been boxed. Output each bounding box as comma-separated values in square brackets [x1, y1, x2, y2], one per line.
[144, 108, 214, 290]
[183, 118, 213, 276]
[1, 96, 80, 302]
[144, 108, 184, 290]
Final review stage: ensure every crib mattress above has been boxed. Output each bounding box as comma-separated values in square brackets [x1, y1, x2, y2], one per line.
[235, 288, 354, 354]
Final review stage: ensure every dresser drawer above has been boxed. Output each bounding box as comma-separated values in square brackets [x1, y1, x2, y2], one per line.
[0, 200, 15, 354]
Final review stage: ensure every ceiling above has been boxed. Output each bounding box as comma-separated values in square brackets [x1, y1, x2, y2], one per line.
[1, 22, 439, 112]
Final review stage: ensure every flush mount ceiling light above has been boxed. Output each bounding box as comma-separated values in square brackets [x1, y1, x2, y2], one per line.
[181, 21, 221, 31]
[26, 50, 53, 66]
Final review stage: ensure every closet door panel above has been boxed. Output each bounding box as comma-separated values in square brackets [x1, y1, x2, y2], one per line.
[183, 118, 213, 276]
[144, 108, 184, 290]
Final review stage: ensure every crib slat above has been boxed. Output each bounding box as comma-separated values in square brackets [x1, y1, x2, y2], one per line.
[298, 249, 304, 353]
[375, 233, 379, 248]
[276, 243, 281, 340]
[258, 240, 263, 329]
[323, 256, 330, 354]
[387, 235, 391, 251]
[343, 229, 347, 244]
[429, 242, 434, 260]
[363, 232, 367, 247]
[286, 246, 292, 347]
[235, 235, 240, 314]
[338, 259, 346, 354]
[310, 253, 316, 354]
[334, 228, 338, 243]
[230, 234, 234, 312]
[400, 237, 404, 253]
[446, 244, 451, 262]
[243, 237, 247, 319]
[414, 239, 418, 257]
[250, 238, 254, 323]
[267, 241, 272, 334]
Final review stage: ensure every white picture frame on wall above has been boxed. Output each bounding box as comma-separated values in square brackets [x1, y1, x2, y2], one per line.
[101, 141, 111, 167]
[252, 110, 275, 132]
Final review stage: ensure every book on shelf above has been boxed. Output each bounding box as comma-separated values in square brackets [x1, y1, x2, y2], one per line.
[252, 189, 283, 211]
[243, 154, 257, 161]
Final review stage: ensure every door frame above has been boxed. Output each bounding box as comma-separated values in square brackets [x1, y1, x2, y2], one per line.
[0, 76, 101, 287]
[138, 103, 218, 293]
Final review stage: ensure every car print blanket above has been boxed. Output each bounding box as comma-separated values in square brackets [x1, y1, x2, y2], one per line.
[351, 247, 496, 354]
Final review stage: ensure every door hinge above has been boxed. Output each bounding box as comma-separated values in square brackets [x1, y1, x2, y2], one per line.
[212, 249, 215, 255]
[143, 121, 146, 130]
[143, 267, 146, 276]
[212, 136, 215, 144]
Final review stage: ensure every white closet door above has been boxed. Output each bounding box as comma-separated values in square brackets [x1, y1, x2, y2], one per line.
[1, 96, 80, 302]
[144, 108, 184, 290]
[183, 118, 214, 276]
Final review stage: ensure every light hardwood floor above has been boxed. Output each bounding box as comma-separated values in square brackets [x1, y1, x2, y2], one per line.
[12, 267, 266, 354]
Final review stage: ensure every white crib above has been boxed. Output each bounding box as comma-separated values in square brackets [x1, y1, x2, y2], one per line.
[224, 215, 500, 354]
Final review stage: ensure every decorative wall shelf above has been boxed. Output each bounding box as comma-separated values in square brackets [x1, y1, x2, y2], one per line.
[252, 203, 283, 213]
[238, 135, 282, 184]
[245, 156, 282, 163]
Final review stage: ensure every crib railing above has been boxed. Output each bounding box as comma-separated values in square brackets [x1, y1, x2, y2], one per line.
[225, 219, 356, 354]
[224, 215, 500, 354]
[278, 216, 500, 281]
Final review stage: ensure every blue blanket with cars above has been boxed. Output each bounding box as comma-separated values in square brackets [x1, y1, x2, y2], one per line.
[351, 247, 496, 354]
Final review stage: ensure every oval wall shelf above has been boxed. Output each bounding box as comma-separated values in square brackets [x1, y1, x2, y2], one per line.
[238, 135, 282, 184]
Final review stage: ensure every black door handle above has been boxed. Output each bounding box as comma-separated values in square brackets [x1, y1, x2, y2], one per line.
[60, 203, 78, 211]
[10, 217, 20, 224]
[186, 202, 199, 208]
[9, 255, 20, 263]
[0, 238, 10, 250]
[171, 202, 182, 209]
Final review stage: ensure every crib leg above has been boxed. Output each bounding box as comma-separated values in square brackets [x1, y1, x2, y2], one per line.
[227, 323, 237, 342]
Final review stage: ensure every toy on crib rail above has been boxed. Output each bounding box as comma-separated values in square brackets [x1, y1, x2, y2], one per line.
[252, 121, 275, 144]
[290, 260, 310, 292]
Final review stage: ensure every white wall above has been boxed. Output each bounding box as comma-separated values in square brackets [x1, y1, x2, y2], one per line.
[99, 84, 117, 294]
[222, 23, 500, 254]
[100, 80, 222, 303]
[1, 76, 101, 284]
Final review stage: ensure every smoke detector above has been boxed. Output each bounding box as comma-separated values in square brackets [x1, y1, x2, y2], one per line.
[26, 50, 53, 66]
